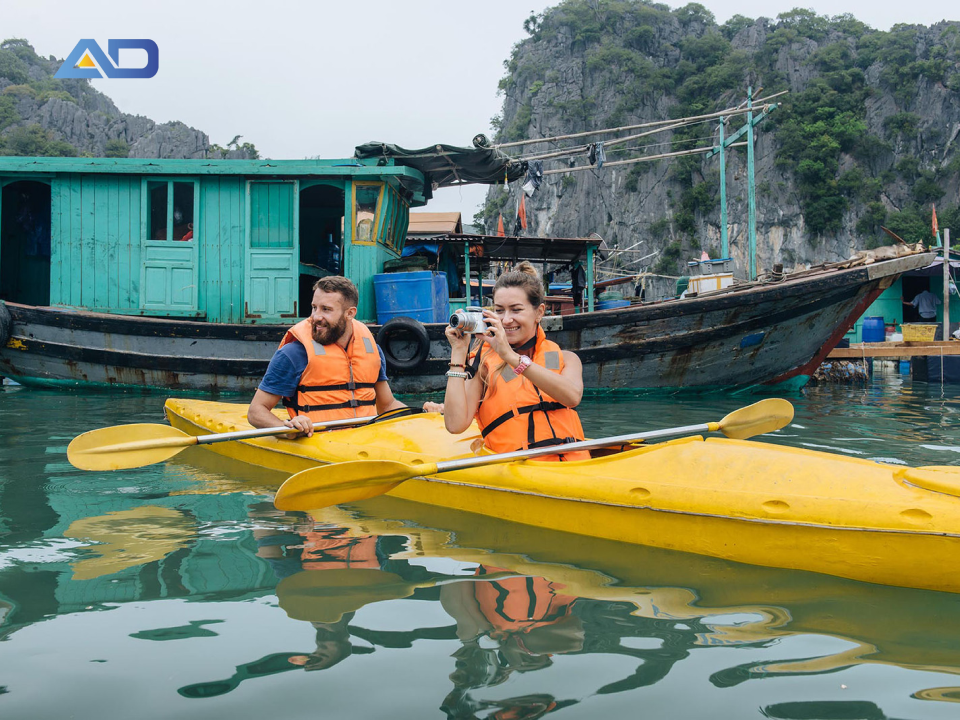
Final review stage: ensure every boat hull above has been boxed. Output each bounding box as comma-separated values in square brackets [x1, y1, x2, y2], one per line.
[164, 398, 960, 594]
[1, 252, 934, 393]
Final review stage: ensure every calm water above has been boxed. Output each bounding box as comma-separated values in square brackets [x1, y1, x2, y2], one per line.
[3, 369, 960, 719]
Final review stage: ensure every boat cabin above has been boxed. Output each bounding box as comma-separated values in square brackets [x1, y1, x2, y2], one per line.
[0, 157, 428, 323]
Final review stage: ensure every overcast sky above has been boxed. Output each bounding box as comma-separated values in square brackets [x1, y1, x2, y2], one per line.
[5, 0, 957, 218]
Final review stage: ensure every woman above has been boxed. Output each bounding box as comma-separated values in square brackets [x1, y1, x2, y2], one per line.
[442, 262, 590, 461]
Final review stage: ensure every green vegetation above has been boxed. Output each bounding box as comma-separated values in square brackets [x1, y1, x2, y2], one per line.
[0, 124, 77, 156]
[104, 139, 129, 158]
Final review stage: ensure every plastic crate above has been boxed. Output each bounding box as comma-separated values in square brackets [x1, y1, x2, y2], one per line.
[902, 323, 938, 342]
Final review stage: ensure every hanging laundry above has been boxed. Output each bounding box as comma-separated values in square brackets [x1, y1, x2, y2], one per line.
[518, 194, 527, 231]
[522, 160, 544, 197]
[587, 142, 606, 168]
[497, 213, 505, 237]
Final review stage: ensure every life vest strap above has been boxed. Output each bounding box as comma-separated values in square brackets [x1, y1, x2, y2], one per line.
[297, 381, 377, 392]
[527, 436, 578, 449]
[283, 397, 376, 413]
[480, 401, 568, 438]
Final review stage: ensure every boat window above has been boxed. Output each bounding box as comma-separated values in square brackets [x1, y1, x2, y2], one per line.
[381, 188, 397, 249]
[147, 181, 168, 240]
[172, 182, 194, 241]
[354, 183, 381, 244]
[147, 180, 196, 241]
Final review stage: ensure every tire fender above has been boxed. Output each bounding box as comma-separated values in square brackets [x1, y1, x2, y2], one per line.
[0, 303, 11, 348]
[376, 316, 431, 372]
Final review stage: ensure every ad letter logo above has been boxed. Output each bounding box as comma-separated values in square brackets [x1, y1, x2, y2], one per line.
[55, 39, 159, 79]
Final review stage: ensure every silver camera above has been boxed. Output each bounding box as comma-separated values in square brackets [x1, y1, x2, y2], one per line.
[449, 306, 487, 334]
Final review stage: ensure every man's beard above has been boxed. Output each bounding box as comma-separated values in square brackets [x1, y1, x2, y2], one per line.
[312, 315, 348, 345]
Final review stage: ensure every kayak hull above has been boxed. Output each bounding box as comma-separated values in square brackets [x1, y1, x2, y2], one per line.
[164, 398, 960, 594]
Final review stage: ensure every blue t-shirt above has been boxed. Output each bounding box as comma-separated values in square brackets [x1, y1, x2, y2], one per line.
[259, 341, 388, 398]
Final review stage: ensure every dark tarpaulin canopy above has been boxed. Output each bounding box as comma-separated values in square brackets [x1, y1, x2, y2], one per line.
[354, 142, 526, 200]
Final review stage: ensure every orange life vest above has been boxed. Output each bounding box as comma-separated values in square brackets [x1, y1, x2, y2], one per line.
[475, 326, 589, 461]
[300, 529, 380, 571]
[279, 318, 380, 422]
[472, 566, 577, 635]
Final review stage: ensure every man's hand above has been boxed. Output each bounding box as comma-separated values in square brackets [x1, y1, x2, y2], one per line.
[422, 401, 444, 414]
[283, 415, 314, 438]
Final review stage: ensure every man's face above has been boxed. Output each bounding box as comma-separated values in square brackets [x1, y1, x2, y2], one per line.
[310, 289, 353, 345]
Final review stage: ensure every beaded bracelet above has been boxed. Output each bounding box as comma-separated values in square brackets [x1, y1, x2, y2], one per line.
[449, 362, 465, 368]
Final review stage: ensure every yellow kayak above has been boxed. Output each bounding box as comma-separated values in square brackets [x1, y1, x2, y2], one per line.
[163, 398, 960, 594]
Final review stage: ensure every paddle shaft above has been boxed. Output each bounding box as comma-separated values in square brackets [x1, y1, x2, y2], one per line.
[428, 422, 718, 475]
[92, 416, 375, 455]
[195, 416, 373, 445]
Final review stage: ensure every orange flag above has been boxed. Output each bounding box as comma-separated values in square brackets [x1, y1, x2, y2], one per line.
[518, 194, 528, 230]
[933, 204, 939, 238]
[496, 213, 505, 237]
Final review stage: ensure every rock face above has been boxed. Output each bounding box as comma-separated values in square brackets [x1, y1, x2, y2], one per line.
[484, 4, 960, 277]
[0, 40, 256, 160]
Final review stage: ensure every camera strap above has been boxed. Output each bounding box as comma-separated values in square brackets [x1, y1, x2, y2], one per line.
[465, 336, 484, 379]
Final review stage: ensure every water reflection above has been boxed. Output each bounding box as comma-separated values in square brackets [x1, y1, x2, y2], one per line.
[4, 384, 960, 718]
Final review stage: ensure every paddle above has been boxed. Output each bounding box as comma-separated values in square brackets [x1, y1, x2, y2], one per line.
[67, 406, 421, 472]
[273, 398, 794, 512]
[277, 568, 525, 623]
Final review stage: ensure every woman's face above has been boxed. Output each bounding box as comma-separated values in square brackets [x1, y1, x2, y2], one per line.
[493, 286, 544, 346]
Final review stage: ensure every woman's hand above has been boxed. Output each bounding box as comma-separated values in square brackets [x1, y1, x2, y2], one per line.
[476, 309, 516, 361]
[443, 324, 471, 354]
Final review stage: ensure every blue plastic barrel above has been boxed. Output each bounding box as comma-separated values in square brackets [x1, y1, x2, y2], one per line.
[374, 271, 448, 324]
[595, 299, 631, 311]
[861, 316, 885, 343]
[899, 360, 911, 374]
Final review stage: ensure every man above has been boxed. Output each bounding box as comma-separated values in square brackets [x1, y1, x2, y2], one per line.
[248, 276, 438, 437]
[903, 288, 941, 321]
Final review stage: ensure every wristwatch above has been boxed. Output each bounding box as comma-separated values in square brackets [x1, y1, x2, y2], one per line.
[513, 355, 532, 375]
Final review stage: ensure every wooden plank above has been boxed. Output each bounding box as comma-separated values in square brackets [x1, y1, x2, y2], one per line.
[116, 177, 130, 309]
[69, 175, 83, 306]
[107, 176, 120, 309]
[50, 179, 63, 305]
[829, 342, 960, 358]
[199, 178, 217, 321]
[128, 178, 141, 307]
[0, 158, 426, 181]
[92, 177, 108, 308]
[228, 178, 243, 322]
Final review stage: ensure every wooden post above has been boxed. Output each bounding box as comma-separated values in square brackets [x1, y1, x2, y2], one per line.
[719, 116, 728, 258]
[746, 87, 757, 281]
[463, 241, 471, 306]
[586, 246, 595, 312]
[944, 228, 951, 341]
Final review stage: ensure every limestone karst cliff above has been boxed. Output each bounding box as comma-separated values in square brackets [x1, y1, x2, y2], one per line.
[0, 38, 257, 161]
[482, 2, 960, 277]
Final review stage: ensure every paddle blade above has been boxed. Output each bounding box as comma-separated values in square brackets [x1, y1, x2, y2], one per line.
[68, 424, 193, 471]
[717, 398, 794, 440]
[274, 460, 436, 512]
